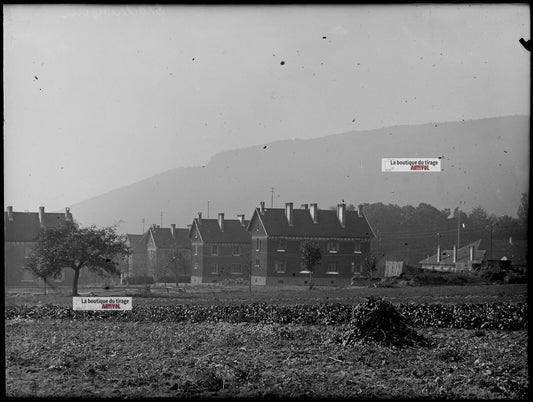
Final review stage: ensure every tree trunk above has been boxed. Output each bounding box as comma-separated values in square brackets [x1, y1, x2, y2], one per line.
[72, 267, 81, 296]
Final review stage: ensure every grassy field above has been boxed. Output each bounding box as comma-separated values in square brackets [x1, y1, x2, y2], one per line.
[4, 283, 528, 306]
[5, 283, 529, 398]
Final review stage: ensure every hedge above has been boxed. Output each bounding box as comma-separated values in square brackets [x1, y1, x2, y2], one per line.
[5, 301, 527, 330]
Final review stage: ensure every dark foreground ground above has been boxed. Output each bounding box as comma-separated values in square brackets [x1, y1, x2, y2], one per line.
[5, 319, 528, 398]
[5, 284, 528, 398]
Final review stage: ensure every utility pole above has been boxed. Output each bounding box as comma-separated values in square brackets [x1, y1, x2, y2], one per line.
[490, 222, 493, 260]
[457, 210, 460, 249]
[207, 201, 210, 219]
[160, 212, 163, 227]
[142, 218, 145, 233]
[271, 187, 274, 208]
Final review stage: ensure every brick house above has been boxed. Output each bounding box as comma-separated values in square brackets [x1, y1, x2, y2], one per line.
[135, 224, 192, 282]
[4, 206, 74, 286]
[124, 234, 145, 278]
[247, 202, 376, 286]
[189, 212, 251, 284]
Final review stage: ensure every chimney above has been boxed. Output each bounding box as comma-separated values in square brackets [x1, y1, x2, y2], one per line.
[187, 224, 192, 230]
[198, 212, 202, 224]
[453, 245, 457, 263]
[509, 236, 513, 245]
[218, 213, 224, 232]
[469, 246, 474, 261]
[171, 223, 176, 237]
[337, 203, 346, 228]
[301, 204, 308, 210]
[436, 245, 441, 262]
[285, 203, 293, 226]
[260, 201, 265, 214]
[65, 207, 72, 221]
[357, 204, 363, 218]
[38, 206, 45, 227]
[7, 206, 13, 221]
[310, 203, 318, 223]
[237, 214, 245, 226]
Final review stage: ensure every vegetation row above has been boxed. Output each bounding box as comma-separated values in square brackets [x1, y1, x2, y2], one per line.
[5, 301, 527, 331]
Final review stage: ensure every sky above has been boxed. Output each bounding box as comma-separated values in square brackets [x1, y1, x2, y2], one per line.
[3, 4, 530, 213]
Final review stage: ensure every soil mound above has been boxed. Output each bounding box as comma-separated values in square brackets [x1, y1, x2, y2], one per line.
[342, 297, 430, 348]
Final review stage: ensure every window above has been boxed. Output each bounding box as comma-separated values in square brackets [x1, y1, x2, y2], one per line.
[277, 239, 287, 251]
[231, 263, 242, 274]
[275, 260, 286, 273]
[255, 259, 260, 268]
[211, 263, 219, 274]
[194, 245, 198, 256]
[232, 245, 241, 256]
[255, 225, 260, 232]
[327, 262, 339, 274]
[211, 245, 219, 256]
[351, 261, 362, 274]
[193, 262, 199, 270]
[354, 240, 361, 253]
[256, 238, 261, 251]
[299, 261, 310, 274]
[327, 241, 339, 253]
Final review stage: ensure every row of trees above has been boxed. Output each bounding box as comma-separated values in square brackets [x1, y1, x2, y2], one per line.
[332, 194, 527, 265]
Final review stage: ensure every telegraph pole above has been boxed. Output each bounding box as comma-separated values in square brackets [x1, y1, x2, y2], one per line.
[457, 211, 460, 249]
[160, 212, 163, 227]
[207, 201, 210, 218]
[271, 187, 274, 208]
[142, 218, 145, 233]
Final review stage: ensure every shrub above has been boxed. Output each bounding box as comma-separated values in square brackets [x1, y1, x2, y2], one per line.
[4, 300, 527, 331]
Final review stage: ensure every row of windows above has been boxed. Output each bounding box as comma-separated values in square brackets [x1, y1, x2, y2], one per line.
[192, 262, 244, 274]
[255, 260, 363, 274]
[257, 239, 363, 253]
[193, 245, 242, 256]
[193, 240, 364, 255]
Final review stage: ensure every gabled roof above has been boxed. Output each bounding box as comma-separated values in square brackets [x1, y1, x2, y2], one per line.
[191, 218, 251, 244]
[140, 226, 192, 249]
[4, 210, 70, 242]
[248, 207, 375, 238]
[419, 240, 486, 265]
[125, 234, 144, 248]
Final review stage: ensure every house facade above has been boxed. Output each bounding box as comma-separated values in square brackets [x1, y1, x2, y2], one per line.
[418, 240, 486, 272]
[189, 212, 251, 284]
[124, 234, 146, 278]
[247, 202, 376, 286]
[135, 224, 192, 282]
[4, 206, 74, 286]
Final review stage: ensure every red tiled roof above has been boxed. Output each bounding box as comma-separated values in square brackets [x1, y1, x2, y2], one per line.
[4, 211, 69, 242]
[250, 208, 375, 238]
[192, 218, 251, 244]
